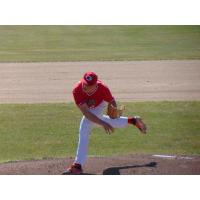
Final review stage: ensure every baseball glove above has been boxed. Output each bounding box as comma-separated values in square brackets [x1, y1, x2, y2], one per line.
[107, 103, 125, 119]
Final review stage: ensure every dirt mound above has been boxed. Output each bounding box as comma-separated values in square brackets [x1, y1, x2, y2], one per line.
[0, 155, 199, 175]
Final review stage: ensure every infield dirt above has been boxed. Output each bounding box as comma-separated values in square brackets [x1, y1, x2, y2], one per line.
[0, 155, 200, 175]
[0, 60, 200, 103]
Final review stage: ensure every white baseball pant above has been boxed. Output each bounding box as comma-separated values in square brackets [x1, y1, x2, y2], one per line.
[74, 101, 129, 165]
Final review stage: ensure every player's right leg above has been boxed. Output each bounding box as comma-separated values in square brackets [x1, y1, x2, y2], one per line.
[128, 116, 147, 134]
[101, 115, 147, 134]
[101, 115, 128, 128]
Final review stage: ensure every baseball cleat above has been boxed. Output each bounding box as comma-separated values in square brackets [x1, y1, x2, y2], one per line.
[62, 163, 83, 175]
[133, 116, 147, 134]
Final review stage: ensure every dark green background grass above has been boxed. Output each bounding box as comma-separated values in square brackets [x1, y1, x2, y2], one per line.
[0, 102, 199, 163]
[0, 25, 200, 62]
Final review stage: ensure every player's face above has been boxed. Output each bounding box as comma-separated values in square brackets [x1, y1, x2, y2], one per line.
[83, 83, 97, 94]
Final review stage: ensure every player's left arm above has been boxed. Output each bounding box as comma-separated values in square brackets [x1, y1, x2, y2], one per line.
[108, 99, 117, 107]
[103, 84, 117, 106]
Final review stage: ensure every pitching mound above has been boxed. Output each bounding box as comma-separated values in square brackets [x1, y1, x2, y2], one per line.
[0, 155, 200, 175]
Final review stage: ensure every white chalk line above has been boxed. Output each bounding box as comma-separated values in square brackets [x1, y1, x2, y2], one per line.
[152, 154, 194, 160]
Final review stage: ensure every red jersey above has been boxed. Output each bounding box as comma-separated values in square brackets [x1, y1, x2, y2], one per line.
[72, 80, 114, 108]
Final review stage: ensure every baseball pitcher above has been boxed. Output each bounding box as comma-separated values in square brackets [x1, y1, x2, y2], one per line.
[63, 71, 147, 175]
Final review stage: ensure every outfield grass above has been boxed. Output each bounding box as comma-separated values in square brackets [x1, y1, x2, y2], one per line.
[0, 101, 199, 163]
[0, 26, 200, 62]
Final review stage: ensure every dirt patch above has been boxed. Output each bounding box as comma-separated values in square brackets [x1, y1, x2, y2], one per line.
[0, 60, 200, 103]
[0, 155, 199, 175]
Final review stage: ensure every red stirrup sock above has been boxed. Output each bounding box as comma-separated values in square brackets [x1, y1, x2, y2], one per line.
[128, 117, 136, 125]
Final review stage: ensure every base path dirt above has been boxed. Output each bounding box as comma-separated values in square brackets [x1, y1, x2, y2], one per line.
[0, 155, 199, 175]
[0, 60, 200, 103]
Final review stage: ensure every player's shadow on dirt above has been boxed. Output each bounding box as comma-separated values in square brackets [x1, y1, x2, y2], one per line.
[102, 162, 157, 175]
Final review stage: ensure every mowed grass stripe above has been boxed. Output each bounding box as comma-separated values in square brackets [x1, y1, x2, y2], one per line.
[0, 101, 200, 163]
[0, 26, 200, 62]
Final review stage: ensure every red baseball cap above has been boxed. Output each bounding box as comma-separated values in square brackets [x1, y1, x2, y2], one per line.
[82, 71, 98, 86]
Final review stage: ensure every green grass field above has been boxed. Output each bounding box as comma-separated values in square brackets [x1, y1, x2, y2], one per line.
[0, 101, 199, 163]
[0, 25, 200, 62]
